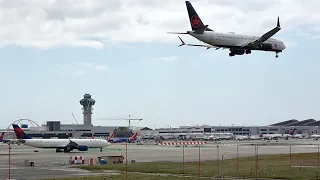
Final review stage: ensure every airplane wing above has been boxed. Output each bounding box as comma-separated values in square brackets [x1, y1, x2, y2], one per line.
[240, 17, 281, 48]
[177, 36, 226, 50]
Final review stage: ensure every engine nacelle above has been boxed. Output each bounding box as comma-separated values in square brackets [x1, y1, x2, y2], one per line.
[78, 145, 89, 151]
[232, 49, 245, 55]
[261, 43, 273, 50]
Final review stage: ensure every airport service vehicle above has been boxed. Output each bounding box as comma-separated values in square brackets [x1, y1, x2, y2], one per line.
[169, 1, 286, 58]
[12, 124, 111, 153]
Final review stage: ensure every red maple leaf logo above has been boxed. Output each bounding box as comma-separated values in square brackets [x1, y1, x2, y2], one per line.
[191, 15, 201, 28]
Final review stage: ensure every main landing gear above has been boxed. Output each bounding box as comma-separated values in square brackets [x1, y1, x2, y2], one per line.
[100, 148, 103, 152]
[229, 52, 235, 57]
[229, 49, 251, 57]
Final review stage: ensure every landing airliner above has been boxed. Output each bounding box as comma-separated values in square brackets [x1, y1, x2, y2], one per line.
[12, 124, 111, 153]
[169, 1, 286, 58]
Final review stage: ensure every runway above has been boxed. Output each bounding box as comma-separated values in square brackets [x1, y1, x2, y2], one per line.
[0, 139, 320, 180]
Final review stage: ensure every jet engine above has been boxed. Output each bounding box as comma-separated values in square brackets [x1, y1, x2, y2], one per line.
[231, 49, 245, 55]
[260, 43, 273, 50]
[78, 145, 89, 151]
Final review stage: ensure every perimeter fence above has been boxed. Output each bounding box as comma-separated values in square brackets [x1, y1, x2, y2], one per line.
[3, 141, 320, 179]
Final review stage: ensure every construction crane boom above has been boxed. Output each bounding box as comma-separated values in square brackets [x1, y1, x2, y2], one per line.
[96, 114, 142, 130]
[72, 113, 79, 125]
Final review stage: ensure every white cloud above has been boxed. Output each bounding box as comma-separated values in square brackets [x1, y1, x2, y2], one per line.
[57, 62, 108, 76]
[72, 70, 85, 76]
[58, 69, 85, 76]
[0, 0, 319, 49]
[95, 65, 108, 71]
[78, 62, 93, 68]
[157, 56, 178, 61]
[284, 41, 297, 47]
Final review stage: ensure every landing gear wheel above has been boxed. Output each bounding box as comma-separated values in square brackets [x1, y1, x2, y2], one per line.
[229, 52, 235, 57]
[245, 50, 251, 54]
[275, 52, 279, 58]
[100, 148, 103, 152]
[64, 147, 71, 153]
[56, 149, 62, 153]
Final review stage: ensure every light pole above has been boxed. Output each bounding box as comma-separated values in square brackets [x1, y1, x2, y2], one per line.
[8, 142, 12, 180]
[221, 152, 227, 179]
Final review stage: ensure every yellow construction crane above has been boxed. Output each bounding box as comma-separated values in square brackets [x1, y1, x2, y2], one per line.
[96, 115, 142, 130]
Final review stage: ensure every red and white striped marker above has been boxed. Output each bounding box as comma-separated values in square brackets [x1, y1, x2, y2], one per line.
[69, 156, 85, 164]
[88, 158, 94, 166]
[157, 141, 207, 146]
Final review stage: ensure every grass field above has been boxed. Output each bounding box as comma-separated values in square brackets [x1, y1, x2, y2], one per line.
[75, 152, 320, 180]
[46, 173, 214, 180]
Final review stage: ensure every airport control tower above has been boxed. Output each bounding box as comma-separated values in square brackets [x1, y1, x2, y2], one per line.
[79, 93, 95, 125]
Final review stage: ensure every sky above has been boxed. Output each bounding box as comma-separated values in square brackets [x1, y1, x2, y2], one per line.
[1, 0, 320, 129]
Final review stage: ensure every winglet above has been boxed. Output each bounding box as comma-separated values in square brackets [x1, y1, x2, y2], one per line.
[178, 36, 185, 47]
[277, 17, 280, 27]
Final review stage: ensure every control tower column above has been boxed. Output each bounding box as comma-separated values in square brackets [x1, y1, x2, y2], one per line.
[79, 94, 96, 125]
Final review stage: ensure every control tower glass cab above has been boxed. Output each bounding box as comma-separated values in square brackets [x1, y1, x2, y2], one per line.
[79, 93, 95, 125]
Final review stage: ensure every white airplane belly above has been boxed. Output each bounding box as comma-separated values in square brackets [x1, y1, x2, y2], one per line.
[24, 140, 39, 148]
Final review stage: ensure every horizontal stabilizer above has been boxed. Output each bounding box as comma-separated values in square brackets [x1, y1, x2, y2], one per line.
[167, 32, 189, 34]
[177, 36, 224, 50]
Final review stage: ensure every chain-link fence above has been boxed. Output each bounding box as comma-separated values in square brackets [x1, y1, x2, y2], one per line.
[2, 141, 320, 179]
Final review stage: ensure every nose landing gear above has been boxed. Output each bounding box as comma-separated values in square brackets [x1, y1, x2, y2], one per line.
[275, 52, 279, 58]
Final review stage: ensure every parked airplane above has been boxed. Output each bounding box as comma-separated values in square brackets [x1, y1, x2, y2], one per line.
[235, 135, 250, 141]
[108, 132, 139, 143]
[168, 1, 286, 58]
[261, 129, 295, 140]
[310, 133, 320, 140]
[0, 132, 14, 144]
[12, 124, 111, 153]
[203, 133, 234, 141]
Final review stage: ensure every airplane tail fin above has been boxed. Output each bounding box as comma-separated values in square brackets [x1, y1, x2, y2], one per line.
[289, 129, 295, 135]
[12, 124, 31, 139]
[185, 1, 213, 33]
[129, 132, 138, 141]
[108, 132, 115, 139]
[0, 132, 4, 141]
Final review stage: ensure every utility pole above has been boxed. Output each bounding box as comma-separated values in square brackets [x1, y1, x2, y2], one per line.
[221, 152, 227, 178]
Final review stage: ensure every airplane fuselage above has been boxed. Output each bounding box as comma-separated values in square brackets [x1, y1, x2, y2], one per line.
[190, 31, 286, 52]
[21, 138, 110, 149]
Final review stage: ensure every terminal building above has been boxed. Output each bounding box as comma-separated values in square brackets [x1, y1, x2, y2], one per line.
[144, 119, 320, 138]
